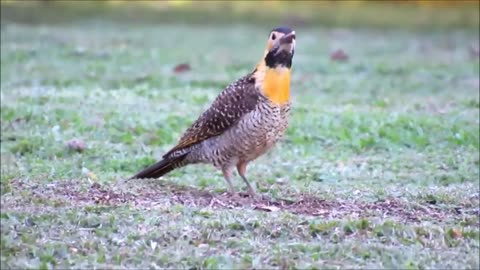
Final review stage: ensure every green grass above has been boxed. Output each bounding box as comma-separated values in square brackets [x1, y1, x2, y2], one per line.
[1, 1, 479, 30]
[1, 7, 479, 269]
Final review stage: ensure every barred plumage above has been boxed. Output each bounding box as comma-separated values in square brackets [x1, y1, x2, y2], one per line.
[130, 26, 296, 197]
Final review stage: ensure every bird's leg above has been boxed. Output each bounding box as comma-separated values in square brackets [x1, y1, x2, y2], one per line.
[236, 162, 256, 197]
[222, 168, 236, 195]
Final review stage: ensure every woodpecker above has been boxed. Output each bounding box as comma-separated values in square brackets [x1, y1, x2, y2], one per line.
[130, 26, 296, 196]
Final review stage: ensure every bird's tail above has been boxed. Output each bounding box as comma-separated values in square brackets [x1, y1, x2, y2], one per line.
[129, 153, 188, 180]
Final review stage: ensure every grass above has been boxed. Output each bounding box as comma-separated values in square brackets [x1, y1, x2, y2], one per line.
[1, 1, 479, 30]
[1, 4, 480, 269]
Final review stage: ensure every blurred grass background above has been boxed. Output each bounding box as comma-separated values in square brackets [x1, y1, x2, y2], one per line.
[1, 0, 479, 30]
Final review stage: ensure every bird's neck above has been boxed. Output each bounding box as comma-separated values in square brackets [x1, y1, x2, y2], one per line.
[252, 60, 291, 105]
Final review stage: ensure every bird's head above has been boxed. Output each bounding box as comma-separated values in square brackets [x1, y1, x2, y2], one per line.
[252, 26, 296, 105]
[263, 26, 296, 69]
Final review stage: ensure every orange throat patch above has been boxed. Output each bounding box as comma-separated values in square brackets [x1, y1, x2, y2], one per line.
[255, 66, 291, 105]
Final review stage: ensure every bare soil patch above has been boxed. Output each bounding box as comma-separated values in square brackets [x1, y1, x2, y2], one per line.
[5, 179, 473, 223]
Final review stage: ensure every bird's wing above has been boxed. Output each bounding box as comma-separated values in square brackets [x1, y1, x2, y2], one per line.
[163, 75, 259, 157]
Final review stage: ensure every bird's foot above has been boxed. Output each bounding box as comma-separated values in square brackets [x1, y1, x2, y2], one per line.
[247, 187, 259, 200]
[248, 191, 258, 200]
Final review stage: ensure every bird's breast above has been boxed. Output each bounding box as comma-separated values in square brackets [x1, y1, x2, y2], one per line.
[260, 67, 290, 105]
[193, 101, 290, 167]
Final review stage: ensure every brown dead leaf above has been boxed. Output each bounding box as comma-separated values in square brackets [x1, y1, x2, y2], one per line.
[173, 63, 191, 73]
[65, 138, 86, 152]
[330, 49, 349, 62]
[451, 228, 463, 238]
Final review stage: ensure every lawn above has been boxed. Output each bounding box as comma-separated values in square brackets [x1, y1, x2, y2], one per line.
[1, 3, 479, 269]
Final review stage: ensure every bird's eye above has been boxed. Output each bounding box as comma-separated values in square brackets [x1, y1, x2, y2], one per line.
[271, 33, 276, 40]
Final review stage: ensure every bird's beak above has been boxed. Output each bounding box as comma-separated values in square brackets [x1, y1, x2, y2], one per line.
[280, 32, 296, 45]
[277, 31, 295, 54]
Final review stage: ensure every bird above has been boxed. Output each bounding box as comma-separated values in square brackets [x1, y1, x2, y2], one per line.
[130, 26, 296, 197]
